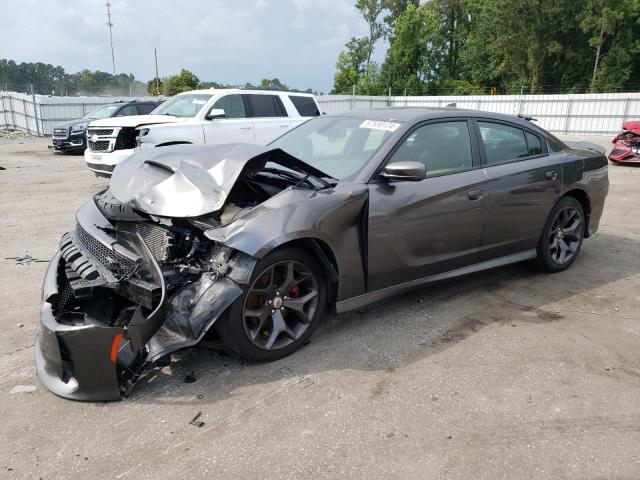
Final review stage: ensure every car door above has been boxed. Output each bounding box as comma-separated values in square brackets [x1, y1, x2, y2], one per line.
[474, 120, 563, 260]
[367, 119, 488, 292]
[202, 94, 254, 144]
[246, 94, 290, 144]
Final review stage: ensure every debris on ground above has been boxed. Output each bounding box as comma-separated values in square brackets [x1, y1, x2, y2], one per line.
[5, 255, 49, 265]
[184, 372, 197, 383]
[189, 412, 205, 427]
[16, 323, 24, 328]
[10, 385, 37, 395]
[0, 129, 35, 143]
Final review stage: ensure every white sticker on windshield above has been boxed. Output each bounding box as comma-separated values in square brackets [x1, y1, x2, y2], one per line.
[359, 119, 401, 132]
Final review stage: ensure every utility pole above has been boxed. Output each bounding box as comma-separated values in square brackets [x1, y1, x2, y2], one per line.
[106, 2, 116, 75]
[154, 48, 160, 96]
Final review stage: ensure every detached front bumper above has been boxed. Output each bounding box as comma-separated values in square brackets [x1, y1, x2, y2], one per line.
[36, 252, 127, 401]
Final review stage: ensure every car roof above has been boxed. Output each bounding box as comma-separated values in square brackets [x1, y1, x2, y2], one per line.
[326, 107, 539, 130]
[178, 88, 314, 97]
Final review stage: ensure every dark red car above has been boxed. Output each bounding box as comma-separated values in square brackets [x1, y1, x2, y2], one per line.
[609, 121, 640, 164]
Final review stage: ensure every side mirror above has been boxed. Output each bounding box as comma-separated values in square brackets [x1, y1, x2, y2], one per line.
[380, 161, 426, 182]
[205, 108, 226, 120]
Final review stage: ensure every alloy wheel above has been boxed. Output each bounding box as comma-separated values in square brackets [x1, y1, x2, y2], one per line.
[242, 260, 319, 351]
[548, 206, 583, 265]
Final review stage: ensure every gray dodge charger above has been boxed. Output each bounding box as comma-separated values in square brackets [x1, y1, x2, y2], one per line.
[36, 108, 609, 400]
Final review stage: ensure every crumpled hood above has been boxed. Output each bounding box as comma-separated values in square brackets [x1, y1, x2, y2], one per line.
[109, 143, 331, 218]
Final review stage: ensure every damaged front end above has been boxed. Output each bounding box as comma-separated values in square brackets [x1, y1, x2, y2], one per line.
[609, 121, 640, 164]
[36, 194, 254, 401]
[37, 143, 337, 401]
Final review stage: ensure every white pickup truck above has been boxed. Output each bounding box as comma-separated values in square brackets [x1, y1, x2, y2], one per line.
[84, 89, 321, 177]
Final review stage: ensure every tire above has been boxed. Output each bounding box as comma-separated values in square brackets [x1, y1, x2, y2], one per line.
[536, 196, 585, 273]
[216, 246, 326, 362]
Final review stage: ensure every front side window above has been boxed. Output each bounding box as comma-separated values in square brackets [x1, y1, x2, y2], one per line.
[479, 122, 528, 165]
[116, 105, 138, 116]
[270, 116, 395, 180]
[151, 94, 212, 118]
[137, 103, 157, 115]
[389, 121, 473, 176]
[213, 94, 246, 118]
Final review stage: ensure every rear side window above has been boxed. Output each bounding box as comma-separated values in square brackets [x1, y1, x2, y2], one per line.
[248, 94, 287, 117]
[525, 131, 543, 156]
[136, 103, 156, 115]
[213, 94, 246, 118]
[288, 95, 320, 117]
[478, 122, 528, 165]
[390, 121, 473, 176]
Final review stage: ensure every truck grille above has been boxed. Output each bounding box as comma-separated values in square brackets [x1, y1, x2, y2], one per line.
[89, 140, 110, 151]
[53, 127, 68, 138]
[75, 223, 137, 277]
[88, 128, 114, 136]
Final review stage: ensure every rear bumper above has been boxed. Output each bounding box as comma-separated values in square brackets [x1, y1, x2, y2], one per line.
[36, 252, 126, 401]
[84, 149, 136, 177]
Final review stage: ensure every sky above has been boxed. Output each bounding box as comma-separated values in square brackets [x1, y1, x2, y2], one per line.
[1, 0, 387, 93]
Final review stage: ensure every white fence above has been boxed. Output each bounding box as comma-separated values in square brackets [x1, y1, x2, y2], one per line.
[318, 93, 640, 135]
[0, 91, 161, 136]
[2, 90, 639, 136]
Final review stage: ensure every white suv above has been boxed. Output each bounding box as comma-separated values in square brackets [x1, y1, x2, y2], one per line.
[83, 89, 321, 177]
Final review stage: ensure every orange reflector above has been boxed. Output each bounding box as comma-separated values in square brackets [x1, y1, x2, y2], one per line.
[110, 333, 124, 363]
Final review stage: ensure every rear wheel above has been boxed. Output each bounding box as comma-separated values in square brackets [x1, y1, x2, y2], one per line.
[536, 197, 585, 272]
[216, 247, 326, 361]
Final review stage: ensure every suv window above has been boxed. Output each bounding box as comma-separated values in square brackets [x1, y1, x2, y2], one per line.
[213, 94, 246, 118]
[248, 94, 287, 118]
[116, 104, 138, 117]
[525, 131, 543, 155]
[478, 122, 529, 164]
[288, 95, 320, 117]
[390, 121, 473, 176]
[136, 103, 157, 115]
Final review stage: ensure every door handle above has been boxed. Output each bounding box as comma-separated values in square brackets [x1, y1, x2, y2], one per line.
[467, 189, 485, 201]
[240, 126, 252, 130]
[545, 170, 558, 180]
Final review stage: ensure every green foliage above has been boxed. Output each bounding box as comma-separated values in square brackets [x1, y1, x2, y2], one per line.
[335, 0, 640, 94]
[161, 69, 200, 96]
[260, 78, 289, 90]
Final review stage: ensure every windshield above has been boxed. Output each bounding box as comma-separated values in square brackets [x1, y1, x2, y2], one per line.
[86, 105, 119, 119]
[150, 94, 213, 118]
[270, 116, 398, 180]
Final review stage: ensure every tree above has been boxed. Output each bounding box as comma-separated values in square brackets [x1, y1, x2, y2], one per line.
[260, 78, 289, 90]
[381, 0, 419, 38]
[332, 37, 371, 93]
[162, 69, 200, 96]
[356, 0, 385, 68]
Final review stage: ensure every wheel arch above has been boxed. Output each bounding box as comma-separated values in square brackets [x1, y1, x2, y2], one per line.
[260, 237, 340, 310]
[561, 188, 591, 237]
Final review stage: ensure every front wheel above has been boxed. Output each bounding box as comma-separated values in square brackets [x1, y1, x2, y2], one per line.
[216, 247, 326, 362]
[536, 197, 585, 272]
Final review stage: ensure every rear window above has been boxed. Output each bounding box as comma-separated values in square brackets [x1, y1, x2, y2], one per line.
[248, 95, 287, 118]
[137, 103, 157, 115]
[289, 95, 320, 117]
[525, 131, 543, 155]
[478, 122, 529, 165]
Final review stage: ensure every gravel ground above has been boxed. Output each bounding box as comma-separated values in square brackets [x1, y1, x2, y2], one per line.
[1, 136, 639, 479]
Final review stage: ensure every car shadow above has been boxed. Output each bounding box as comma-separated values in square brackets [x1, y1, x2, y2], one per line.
[125, 231, 640, 406]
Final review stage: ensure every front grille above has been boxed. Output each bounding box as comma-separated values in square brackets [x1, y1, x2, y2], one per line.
[116, 222, 174, 262]
[89, 140, 110, 151]
[75, 223, 137, 277]
[53, 127, 68, 138]
[87, 128, 114, 136]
